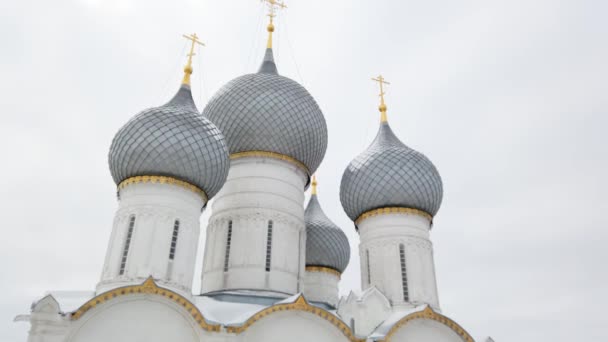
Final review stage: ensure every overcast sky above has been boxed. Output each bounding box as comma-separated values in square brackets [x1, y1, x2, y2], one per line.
[1, 0, 607, 341]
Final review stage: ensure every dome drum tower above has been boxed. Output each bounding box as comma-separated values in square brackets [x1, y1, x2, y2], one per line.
[340, 76, 443, 309]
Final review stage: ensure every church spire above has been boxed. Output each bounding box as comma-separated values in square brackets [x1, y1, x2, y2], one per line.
[262, 0, 287, 49]
[372, 75, 391, 123]
[181, 33, 205, 86]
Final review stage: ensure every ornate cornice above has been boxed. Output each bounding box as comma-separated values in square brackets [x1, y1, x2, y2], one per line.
[225, 295, 363, 342]
[305, 266, 341, 279]
[70, 278, 220, 332]
[230, 150, 310, 176]
[118, 175, 208, 202]
[355, 207, 432, 226]
[380, 306, 474, 342]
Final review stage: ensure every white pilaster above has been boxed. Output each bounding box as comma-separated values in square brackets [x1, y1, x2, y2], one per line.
[358, 212, 440, 310]
[97, 181, 205, 296]
[201, 156, 307, 294]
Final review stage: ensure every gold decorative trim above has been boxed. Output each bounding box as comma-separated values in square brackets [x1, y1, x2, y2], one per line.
[305, 266, 341, 279]
[71, 278, 220, 332]
[380, 306, 474, 342]
[225, 295, 364, 342]
[118, 176, 208, 202]
[230, 151, 310, 175]
[355, 207, 432, 225]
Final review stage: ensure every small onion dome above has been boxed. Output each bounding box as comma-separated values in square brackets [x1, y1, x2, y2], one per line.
[202, 48, 328, 176]
[305, 182, 350, 273]
[340, 122, 443, 222]
[109, 85, 230, 199]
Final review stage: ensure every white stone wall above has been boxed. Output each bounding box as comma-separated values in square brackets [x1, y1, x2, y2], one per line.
[65, 296, 203, 342]
[358, 212, 440, 309]
[302, 270, 340, 307]
[201, 157, 307, 294]
[389, 318, 466, 342]
[237, 310, 351, 342]
[97, 182, 205, 296]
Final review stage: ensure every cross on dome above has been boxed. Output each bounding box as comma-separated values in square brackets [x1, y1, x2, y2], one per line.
[372, 75, 391, 122]
[261, 0, 287, 48]
[181, 33, 205, 85]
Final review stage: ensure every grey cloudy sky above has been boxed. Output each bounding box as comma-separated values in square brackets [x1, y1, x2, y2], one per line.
[1, 0, 606, 341]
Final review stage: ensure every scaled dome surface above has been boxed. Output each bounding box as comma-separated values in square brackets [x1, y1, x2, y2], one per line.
[340, 122, 443, 221]
[202, 49, 328, 175]
[109, 85, 230, 199]
[305, 192, 350, 273]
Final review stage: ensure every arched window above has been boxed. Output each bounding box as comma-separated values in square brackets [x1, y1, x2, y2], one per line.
[265, 220, 273, 272]
[119, 215, 136, 275]
[366, 249, 371, 285]
[399, 244, 409, 302]
[168, 220, 180, 260]
[224, 220, 233, 272]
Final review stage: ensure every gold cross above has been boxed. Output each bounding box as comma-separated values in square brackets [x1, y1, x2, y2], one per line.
[371, 75, 390, 122]
[181, 33, 205, 85]
[261, 0, 287, 48]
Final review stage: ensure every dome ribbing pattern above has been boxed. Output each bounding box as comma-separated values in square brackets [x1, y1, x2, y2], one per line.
[305, 193, 350, 273]
[340, 122, 443, 221]
[202, 49, 327, 175]
[109, 85, 230, 199]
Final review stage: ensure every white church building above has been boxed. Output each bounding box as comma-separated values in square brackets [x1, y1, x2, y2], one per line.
[16, 3, 480, 342]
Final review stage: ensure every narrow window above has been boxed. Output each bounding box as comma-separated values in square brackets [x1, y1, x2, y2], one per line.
[350, 318, 356, 333]
[168, 220, 180, 260]
[223, 221, 233, 272]
[119, 216, 136, 275]
[265, 220, 273, 272]
[400, 244, 409, 301]
[366, 249, 371, 285]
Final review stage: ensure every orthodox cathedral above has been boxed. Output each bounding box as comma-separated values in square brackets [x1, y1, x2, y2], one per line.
[16, 2, 479, 341]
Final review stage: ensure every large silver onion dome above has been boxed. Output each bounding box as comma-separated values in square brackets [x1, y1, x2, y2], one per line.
[305, 182, 350, 273]
[202, 49, 328, 175]
[109, 85, 230, 199]
[340, 122, 443, 221]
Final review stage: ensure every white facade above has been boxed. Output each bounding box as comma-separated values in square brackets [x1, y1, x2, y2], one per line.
[97, 181, 205, 296]
[357, 211, 440, 310]
[201, 156, 308, 295]
[302, 269, 340, 307]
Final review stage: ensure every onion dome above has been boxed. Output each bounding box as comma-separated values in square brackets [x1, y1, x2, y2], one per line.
[202, 46, 327, 176]
[109, 38, 230, 199]
[340, 78, 443, 222]
[305, 177, 350, 273]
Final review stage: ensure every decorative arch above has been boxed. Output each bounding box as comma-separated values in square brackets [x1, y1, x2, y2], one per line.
[380, 306, 474, 342]
[226, 295, 365, 342]
[70, 278, 220, 332]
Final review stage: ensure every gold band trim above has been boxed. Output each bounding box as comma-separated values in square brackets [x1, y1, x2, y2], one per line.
[226, 295, 363, 342]
[118, 176, 208, 202]
[71, 278, 220, 332]
[355, 207, 432, 225]
[305, 266, 341, 279]
[230, 151, 310, 175]
[380, 306, 474, 342]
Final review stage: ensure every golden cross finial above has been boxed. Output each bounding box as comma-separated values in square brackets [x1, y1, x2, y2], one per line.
[311, 175, 318, 195]
[181, 33, 205, 86]
[372, 75, 391, 122]
[261, 0, 287, 49]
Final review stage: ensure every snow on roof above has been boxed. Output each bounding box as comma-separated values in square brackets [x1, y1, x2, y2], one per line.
[44, 291, 95, 313]
[192, 295, 268, 325]
[368, 305, 428, 339]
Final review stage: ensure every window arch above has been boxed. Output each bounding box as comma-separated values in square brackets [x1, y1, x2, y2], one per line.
[224, 220, 233, 272]
[119, 215, 136, 275]
[265, 220, 273, 272]
[168, 220, 180, 260]
[399, 244, 409, 302]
